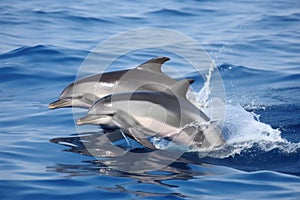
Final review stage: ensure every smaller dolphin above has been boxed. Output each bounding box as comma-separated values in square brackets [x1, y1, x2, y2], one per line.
[77, 80, 225, 150]
[49, 57, 185, 109]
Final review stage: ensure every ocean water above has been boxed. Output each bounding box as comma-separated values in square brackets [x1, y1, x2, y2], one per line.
[1, 0, 300, 199]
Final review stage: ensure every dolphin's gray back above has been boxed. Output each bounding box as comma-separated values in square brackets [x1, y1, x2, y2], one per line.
[65, 69, 179, 103]
[75, 70, 128, 85]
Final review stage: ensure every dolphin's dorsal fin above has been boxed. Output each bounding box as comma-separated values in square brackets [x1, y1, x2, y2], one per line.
[167, 79, 194, 98]
[186, 78, 195, 85]
[136, 57, 170, 73]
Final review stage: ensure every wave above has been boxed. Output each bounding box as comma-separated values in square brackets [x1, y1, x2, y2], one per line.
[0, 45, 87, 61]
[32, 9, 114, 25]
[0, 45, 86, 81]
[147, 9, 196, 17]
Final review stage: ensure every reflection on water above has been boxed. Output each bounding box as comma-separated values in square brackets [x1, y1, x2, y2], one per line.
[47, 128, 300, 198]
[49, 131, 211, 188]
[50, 129, 128, 157]
[50, 128, 300, 177]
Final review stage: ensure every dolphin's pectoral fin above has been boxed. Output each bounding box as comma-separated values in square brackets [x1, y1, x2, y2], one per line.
[112, 109, 157, 149]
[128, 128, 157, 150]
[136, 57, 170, 73]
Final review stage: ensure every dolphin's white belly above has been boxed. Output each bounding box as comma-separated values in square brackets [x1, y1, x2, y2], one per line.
[134, 117, 180, 137]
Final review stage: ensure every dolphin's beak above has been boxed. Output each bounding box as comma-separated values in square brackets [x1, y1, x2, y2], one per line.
[48, 99, 71, 109]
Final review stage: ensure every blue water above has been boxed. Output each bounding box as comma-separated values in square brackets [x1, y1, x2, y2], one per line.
[1, 0, 300, 199]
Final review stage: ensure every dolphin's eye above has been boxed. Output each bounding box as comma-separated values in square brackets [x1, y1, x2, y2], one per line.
[105, 112, 115, 117]
[103, 96, 110, 100]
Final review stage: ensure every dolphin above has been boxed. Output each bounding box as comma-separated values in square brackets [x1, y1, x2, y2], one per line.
[76, 79, 225, 150]
[49, 57, 187, 109]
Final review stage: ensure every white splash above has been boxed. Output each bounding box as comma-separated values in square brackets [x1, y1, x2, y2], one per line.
[186, 64, 300, 159]
[186, 62, 215, 109]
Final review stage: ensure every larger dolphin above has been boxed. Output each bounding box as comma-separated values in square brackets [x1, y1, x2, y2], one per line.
[76, 80, 225, 150]
[49, 57, 186, 109]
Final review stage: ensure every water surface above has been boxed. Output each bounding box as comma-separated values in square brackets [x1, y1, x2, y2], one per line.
[1, 0, 300, 199]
